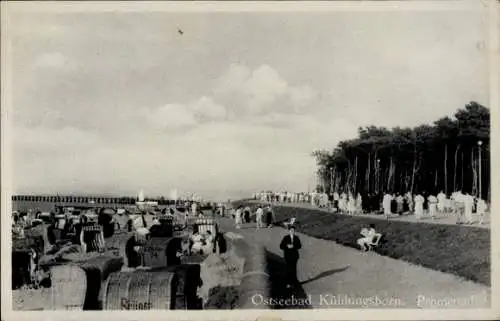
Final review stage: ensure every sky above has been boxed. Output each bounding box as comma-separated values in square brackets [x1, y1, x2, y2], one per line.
[5, 4, 490, 201]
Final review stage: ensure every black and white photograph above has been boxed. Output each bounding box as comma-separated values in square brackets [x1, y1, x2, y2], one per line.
[1, 1, 497, 319]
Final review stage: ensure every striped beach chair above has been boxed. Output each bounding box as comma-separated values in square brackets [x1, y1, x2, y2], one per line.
[81, 225, 106, 253]
[194, 218, 217, 236]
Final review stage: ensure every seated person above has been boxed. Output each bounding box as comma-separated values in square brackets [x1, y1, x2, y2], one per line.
[357, 224, 379, 251]
[191, 231, 213, 254]
[190, 232, 205, 254]
[125, 236, 142, 268]
[166, 238, 184, 266]
[201, 231, 214, 254]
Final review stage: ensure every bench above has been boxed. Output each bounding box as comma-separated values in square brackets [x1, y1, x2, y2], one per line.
[357, 228, 383, 251]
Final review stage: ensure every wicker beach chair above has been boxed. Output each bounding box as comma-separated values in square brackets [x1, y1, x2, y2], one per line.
[102, 271, 178, 310]
[49, 264, 87, 310]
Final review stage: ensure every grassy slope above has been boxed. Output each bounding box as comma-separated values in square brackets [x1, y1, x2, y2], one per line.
[235, 201, 490, 286]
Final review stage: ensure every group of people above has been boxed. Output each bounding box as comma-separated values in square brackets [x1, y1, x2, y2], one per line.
[379, 190, 488, 224]
[231, 205, 276, 229]
[254, 191, 326, 206]
[254, 188, 489, 224]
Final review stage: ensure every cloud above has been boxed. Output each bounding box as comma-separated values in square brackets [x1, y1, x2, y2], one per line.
[245, 65, 289, 114]
[214, 63, 319, 116]
[135, 64, 316, 135]
[190, 96, 226, 120]
[214, 63, 252, 95]
[289, 85, 316, 110]
[33, 52, 76, 71]
[14, 126, 99, 152]
[142, 104, 198, 131]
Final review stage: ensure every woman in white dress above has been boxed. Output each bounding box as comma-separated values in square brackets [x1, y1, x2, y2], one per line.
[338, 193, 347, 214]
[476, 198, 487, 224]
[382, 193, 393, 218]
[427, 194, 438, 219]
[347, 193, 356, 215]
[414, 194, 425, 220]
[356, 193, 363, 213]
[405, 192, 414, 213]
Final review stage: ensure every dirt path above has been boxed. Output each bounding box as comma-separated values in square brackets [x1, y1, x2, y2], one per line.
[218, 217, 490, 309]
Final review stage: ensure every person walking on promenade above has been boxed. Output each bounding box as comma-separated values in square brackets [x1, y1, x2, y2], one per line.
[235, 206, 242, 229]
[265, 204, 274, 228]
[463, 192, 474, 225]
[405, 192, 414, 214]
[279, 225, 302, 288]
[428, 193, 438, 220]
[255, 205, 264, 229]
[476, 198, 487, 224]
[356, 193, 363, 213]
[437, 191, 446, 214]
[414, 193, 425, 220]
[383, 192, 393, 219]
[396, 193, 404, 215]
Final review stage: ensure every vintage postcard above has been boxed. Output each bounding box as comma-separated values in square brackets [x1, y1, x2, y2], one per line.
[1, 1, 498, 320]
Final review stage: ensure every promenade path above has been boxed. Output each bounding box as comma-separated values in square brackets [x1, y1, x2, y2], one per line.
[246, 200, 491, 229]
[218, 215, 490, 309]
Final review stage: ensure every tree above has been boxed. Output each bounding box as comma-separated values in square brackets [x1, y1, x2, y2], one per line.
[313, 102, 490, 198]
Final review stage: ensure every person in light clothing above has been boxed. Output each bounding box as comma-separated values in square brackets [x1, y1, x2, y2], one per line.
[338, 193, 347, 214]
[437, 191, 446, 213]
[347, 193, 356, 215]
[452, 191, 465, 224]
[427, 194, 438, 219]
[463, 193, 474, 224]
[476, 198, 487, 224]
[356, 193, 363, 213]
[405, 192, 414, 213]
[357, 224, 377, 252]
[382, 193, 393, 218]
[234, 206, 242, 229]
[255, 206, 264, 229]
[414, 193, 425, 220]
[310, 192, 316, 206]
[395, 194, 404, 216]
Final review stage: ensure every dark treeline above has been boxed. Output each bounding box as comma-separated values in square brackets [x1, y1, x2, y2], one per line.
[313, 102, 490, 200]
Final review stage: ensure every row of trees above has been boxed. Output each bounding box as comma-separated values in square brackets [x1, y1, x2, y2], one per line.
[12, 195, 181, 205]
[312, 102, 490, 200]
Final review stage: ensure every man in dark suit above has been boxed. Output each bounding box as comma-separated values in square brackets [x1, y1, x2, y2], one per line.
[279, 225, 302, 288]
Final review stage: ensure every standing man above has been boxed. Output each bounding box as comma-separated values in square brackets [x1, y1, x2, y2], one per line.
[333, 191, 340, 211]
[265, 204, 274, 228]
[244, 206, 251, 223]
[279, 225, 302, 288]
